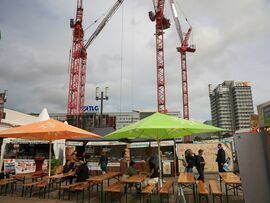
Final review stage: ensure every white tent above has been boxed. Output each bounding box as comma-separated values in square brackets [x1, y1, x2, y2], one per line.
[0, 108, 66, 172]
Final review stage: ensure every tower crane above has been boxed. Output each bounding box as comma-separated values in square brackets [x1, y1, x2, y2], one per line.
[169, 0, 196, 142]
[149, 0, 171, 113]
[67, 0, 124, 126]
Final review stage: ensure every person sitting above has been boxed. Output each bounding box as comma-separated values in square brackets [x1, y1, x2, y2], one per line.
[124, 161, 138, 177]
[124, 161, 141, 194]
[63, 160, 74, 184]
[63, 160, 73, 173]
[75, 159, 89, 183]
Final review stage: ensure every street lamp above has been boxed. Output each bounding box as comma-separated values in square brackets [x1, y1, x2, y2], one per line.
[96, 87, 109, 127]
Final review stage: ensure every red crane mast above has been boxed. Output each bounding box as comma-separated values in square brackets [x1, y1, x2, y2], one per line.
[67, 0, 124, 126]
[68, 0, 86, 117]
[149, 0, 170, 113]
[169, 0, 196, 142]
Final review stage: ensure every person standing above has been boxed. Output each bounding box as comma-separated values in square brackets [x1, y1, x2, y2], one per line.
[216, 143, 226, 172]
[98, 151, 108, 174]
[185, 149, 195, 173]
[196, 149, 206, 182]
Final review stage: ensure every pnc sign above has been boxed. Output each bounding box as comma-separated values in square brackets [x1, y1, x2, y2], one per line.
[83, 105, 99, 113]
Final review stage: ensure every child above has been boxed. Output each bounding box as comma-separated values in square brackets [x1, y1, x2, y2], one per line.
[223, 157, 231, 172]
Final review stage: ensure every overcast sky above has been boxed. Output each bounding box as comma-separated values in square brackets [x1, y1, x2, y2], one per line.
[0, 0, 269, 121]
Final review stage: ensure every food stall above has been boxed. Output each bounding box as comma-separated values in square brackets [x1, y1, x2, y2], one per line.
[0, 138, 65, 174]
[129, 140, 176, 176]
[85, 141, 127, 175]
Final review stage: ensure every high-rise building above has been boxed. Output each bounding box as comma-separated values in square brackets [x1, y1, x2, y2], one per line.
[208, 81, 254, 133]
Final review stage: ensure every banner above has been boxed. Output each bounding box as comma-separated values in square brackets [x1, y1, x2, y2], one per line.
[15, 159, 36, 174]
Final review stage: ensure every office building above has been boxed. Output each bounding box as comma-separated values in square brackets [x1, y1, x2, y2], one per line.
[209, 81, 254, 132]
[109, 110, 181, 130]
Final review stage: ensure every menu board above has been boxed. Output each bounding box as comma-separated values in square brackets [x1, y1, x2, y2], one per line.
[4, 159, 48, 174]
[15, 159, 36, 174]
[163, 160, 171, 175]
[4, 159, 16, 173]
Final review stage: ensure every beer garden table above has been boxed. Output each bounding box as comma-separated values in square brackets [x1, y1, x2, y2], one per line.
[219, 172, 242, 203]
[48, 171, 75, 198]
[87, 171, 122, 203]
[178, 172, 196, 202]
[121, 174, 147, 203]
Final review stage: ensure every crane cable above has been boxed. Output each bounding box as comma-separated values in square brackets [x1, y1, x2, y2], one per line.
[130, 0, 135, 118]
[175, 0, 191, 26]
[119, 2, 124, 115]
[84, 13, 106, 32]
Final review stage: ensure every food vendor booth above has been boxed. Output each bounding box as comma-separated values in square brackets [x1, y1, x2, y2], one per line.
[85, 140, 127, 175]
[0, 138, 65, 174]
[129, 140, 176, 176]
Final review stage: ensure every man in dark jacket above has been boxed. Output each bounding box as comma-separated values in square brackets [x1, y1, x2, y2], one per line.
[76, 159, 89, 182]
[196, 149, 205, 182]
[216, 143, 226, 172]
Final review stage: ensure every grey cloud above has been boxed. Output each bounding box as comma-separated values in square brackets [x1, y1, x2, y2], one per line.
[0, 0, 269, 122]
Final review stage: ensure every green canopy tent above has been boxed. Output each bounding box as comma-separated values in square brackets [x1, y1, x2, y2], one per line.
[104, 112, 224, 186]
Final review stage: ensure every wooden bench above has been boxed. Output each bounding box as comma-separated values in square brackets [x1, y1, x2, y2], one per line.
[104, 181, 124, 203]
[36, 181, 49, 199]
[140, 184, 156, 203]
[74, 182, 94, 203]
[0, 179, 15, 196]
[196, 180, 209, 203]
[160, 179, 174, 203]
[23, 179, 47, 197]
[209, 180, 222, 203]
[60, 182, 86, 200]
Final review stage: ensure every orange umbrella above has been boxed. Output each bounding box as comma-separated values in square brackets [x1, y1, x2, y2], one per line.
[0, 118, 101, 175]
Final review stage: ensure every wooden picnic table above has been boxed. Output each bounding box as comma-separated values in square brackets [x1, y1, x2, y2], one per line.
[47, 171, 75, 199]
[177, 172, 196, 202]
[0, 178, 17, 195]
[87, 172, 122, 203]
[8, 171, 45, 196]
[48, 171, 75, 180]
[87, 171, 122, 184]
[219, 172, 242, 203]
[121, 174, 147, 203]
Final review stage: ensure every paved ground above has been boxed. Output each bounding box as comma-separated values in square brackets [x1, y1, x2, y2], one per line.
[0, 173, 245, 203]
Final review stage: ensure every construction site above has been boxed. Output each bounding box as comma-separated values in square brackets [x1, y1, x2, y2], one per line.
[1, 0, 270, 203]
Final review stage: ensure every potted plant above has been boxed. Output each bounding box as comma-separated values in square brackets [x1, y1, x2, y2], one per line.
[50, 158, 63, 175]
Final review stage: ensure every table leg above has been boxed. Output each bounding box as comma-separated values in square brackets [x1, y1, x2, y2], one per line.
[21, 178, 25, 196]
[193, 183, 196, 203]
[88, 186, 91, 203]
[219, 175, 222, 192]
[58, 181, 62, 200]
[226, 184, 228, 203]
[126, 183, 128, 203]
[101, 181, 104, 203]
